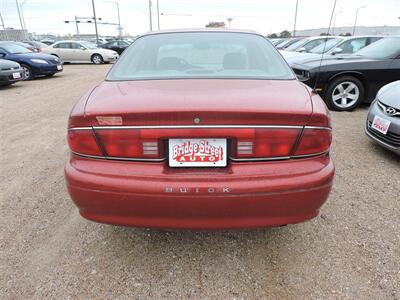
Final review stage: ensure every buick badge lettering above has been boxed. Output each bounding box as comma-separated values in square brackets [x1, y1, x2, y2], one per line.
[165, 187, 231, 193]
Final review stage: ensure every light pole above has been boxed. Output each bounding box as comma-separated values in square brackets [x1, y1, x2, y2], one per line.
[353, 6, 366, 36]
[156, 0, 160, 30]
[148, 0, 153, 31]
[227, 17, 233, 27]
[332, 10, 342, 35]
[91, 0, 100, 44]
[15, 0, 24, 30]
[105, 1, 122, 37]
[293, 0, 299, 37]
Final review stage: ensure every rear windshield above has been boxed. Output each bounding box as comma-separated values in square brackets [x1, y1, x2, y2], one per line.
[107, 32, 294, 80]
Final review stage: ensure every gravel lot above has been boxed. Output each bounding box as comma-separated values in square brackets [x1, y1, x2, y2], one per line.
[1, 64, 399, 299]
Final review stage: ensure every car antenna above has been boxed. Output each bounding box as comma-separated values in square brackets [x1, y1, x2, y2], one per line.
[313, 0, 338, 92]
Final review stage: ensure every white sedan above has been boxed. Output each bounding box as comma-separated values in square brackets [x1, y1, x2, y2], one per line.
[43, 41, 119, 64]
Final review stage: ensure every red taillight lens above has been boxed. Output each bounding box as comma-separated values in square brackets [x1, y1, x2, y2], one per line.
[94, 129, 162, 159]
[68, 129, 102, 156]
[236, 128, 301, 158]
[294, 128, 332, 156]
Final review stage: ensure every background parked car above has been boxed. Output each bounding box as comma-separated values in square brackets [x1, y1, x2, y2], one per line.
[40, 39, 55, 46]
[284, 36, 383, 64]
[13, 41, 38, 52]
[89, 37, 113, 45]
[0, 42, 63, 80]
[291, 37, 400, 111]
[0, 59, 23, 86]
[365, 80, 400, 155]
[100, 40, 130, 55]
[275, 37, 304, 50]
[282, 36, 339, 53]
[23, 41, 49, 52]
[43, 40, 119, 64]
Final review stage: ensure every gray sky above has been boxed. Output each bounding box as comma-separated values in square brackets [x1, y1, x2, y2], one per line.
[1, 0, 399, 36]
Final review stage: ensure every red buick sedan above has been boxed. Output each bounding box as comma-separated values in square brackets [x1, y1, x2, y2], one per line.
[65, 29, 334, 229]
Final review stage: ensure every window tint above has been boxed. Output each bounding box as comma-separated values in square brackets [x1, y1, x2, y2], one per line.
[107, 32, 294, 80]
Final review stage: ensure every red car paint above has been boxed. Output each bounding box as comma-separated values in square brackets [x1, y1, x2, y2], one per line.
[65, 30, 334, 229]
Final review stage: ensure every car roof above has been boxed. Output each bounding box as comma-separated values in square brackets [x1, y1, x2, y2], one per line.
[139, 28, 262, 37]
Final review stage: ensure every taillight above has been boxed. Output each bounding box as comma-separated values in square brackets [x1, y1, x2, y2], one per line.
[235, 128, 301, 158]
[94, 129, 162, 159]
[68, 129, 102, 156]
[294, 128, 332, 156]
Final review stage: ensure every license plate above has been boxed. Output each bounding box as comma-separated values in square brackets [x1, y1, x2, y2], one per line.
[12, 72, 21, 79]
[371, 116, 391, 135]
[169, 138, 227, 167]
[57, 65, 63, 70]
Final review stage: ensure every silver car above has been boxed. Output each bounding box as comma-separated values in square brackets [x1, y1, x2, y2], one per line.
[365, 81, 400, 155]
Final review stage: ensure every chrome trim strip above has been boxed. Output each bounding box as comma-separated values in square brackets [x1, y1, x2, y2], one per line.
[230, 151, 329, 162]
[71, 151, 167, 162]
[69, 125, 331, 130]
[69, 127, 93, 131]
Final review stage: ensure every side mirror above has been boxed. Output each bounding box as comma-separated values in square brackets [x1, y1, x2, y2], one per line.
[331, 48, 343, 55]
[80, 46, 86, 50]
[297, 47, 306, 53]
[0, 52, 5, 58]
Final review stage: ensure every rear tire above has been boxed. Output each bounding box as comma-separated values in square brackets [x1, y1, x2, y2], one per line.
[21, 64, 33, 80]
[91, 54, 103, 64]
[325, 76, 364, 111]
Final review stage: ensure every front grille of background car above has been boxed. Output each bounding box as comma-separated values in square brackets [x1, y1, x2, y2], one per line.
[367, 121, 400, 147]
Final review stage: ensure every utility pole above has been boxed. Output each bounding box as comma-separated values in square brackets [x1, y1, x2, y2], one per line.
[293, 0, 299, 37]
[74, 16, 80, 39]
[148, 0, 153, 31]
[156, 0, 160, 30]
[91, 0, 100, 44]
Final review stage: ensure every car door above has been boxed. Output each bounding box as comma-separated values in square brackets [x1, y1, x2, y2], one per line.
[54, 42, 73, 61]
[69, 42, 87, 62]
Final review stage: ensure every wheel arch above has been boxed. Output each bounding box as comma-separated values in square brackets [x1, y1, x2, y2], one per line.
[328, 71, 368, 92]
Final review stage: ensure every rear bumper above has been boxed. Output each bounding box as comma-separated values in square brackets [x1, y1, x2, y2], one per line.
[65, 154, 335, 229]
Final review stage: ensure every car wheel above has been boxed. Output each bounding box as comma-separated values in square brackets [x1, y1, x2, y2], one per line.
[21, 64, 33, 80]
[91, 54, 103, 65]
[325, 76, 364, 111]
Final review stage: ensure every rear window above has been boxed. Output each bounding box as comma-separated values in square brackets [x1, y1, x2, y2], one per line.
[107, 32, 294, 81]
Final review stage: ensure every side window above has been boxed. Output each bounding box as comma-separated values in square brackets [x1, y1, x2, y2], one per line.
[304, 39, 327, 51]
[56, 43, 71, 49]
[338, 38, 367, 54]
[110, 41, 119, 47]
[71, 43, 81, 49]
[118, 41, 127, 47]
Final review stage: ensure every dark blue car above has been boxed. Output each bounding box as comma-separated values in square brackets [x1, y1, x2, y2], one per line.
[0, 42, 63, 80]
